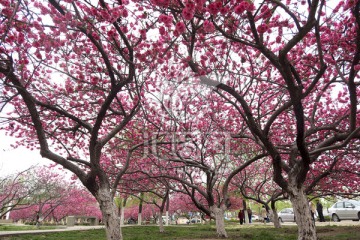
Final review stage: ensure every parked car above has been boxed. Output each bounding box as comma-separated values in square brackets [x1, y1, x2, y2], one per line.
[186, 217, 201, 224]
[191, 217, 201, 223]
[127, 217, 136, 224]
[252, 214, 259, 221]
[278, 208, 296, 222]
[328, 200, 360, 222]
[157, 216, 171, 224]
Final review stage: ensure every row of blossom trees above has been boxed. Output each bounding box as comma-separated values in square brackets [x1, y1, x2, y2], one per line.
[1, 167, 101, 223]
[1, 0, 359, 240]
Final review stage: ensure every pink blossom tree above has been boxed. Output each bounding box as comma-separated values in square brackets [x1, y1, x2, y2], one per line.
[119, 168, 172, 232]
[136, 79, 262, 237]
[144, 0, 360, 239]
[1, 1, 360, 240]
[231, 159, 287, 228]
[8, 167, 101, 223]
[0, 1, 156, 239]
[10, 185, 101, 224]
[232, 148, 360, 229]
[0, 167, 38, 219]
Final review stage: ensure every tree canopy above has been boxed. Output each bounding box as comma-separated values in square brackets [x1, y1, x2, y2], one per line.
[1, 0, 359, 239]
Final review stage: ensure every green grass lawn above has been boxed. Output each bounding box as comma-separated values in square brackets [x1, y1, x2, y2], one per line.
[1, 224, 360, 240]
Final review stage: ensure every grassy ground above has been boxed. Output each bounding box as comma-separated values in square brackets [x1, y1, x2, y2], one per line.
[1, 224, 360, 240]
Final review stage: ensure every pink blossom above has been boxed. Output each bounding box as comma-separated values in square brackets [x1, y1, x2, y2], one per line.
[121, 26, 128, 33]
[203, 20, 215, 33]
[182, 7, 194, 20]
[234, 1, 251, 15]
[107, 29, 115, 38]
[158, 14, 173, 27]
[276, 36, 282, 43]
[220, 7, 229, 14]
[207, 2, 222, 15]
[260, 5, 272, 19]
[122, 9, 128, 18]
[151, 0, 170, 7]
[234, 5, 245, 14]
[65, 12, 72, 21]
[186, 2, 196, 11]
[17, 33, 25, 44]
[257, 23, 268, 33]
[194, 0, 205, 6]
[323, 54, 335, 64]
[176, 22, 186, 34]
[247, 2, 256, 11]
[344, 0, 357, 10]
[140, 29, 147, 39]
[158, 14, 169, 23]
[159, 26, 166, 35]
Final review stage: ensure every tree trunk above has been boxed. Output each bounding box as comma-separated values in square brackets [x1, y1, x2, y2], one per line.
[138, 212, 142, 226]
[120, 206, 125, 225]
[271, 208, 281, 228]
[165, 211, 169, 226]
[244, 211, 249, 224]
[96, 187, 122, 240]
[158, 189, 168, 232]
[158, 211, 165, 233]
[138, 193, 143, 225]
[242, 200, 248, 224]
[289, 187, 317, 240]
[210, 206, 228, 238]
[120, 197, 127, 225]
[5, 209, 11, 220]
[165, 194, 170, 226]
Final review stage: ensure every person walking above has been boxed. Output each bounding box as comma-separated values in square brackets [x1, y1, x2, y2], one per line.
[238, 209, 245, 225]
[316, 200, 325, 222]
[261, 206, 268, 224]
[35, 212, 40, 228]
[247, 207, 252, 223]
[309, 201, 316, 222]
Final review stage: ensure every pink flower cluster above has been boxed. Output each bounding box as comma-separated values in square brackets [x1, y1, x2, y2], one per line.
[181, 1, 197, 20]
[176, 22, 186, 34]
[257, 23, 268, 34]
[207, 1, 222, 15]
[194, 0, 206, 6]
[139, 29, 147, 39]
[344, 0, 357, 10]
[259, 5, 272, 19]
[234, 1, 253, 15]
[158, 14, 173, 27]
[151, 0, 170, 7]
[159, 26, 166, 35]
[203, 20, 215, 33]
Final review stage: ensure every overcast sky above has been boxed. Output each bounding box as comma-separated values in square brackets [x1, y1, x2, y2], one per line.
[0, 131, 49, 176]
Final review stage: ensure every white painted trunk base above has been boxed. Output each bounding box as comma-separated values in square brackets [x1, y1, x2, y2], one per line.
[97, 188, 122, 240]
[211, 206, 228, 238]
[290, 188, 317, 240]
[138, 213, 142, 225]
